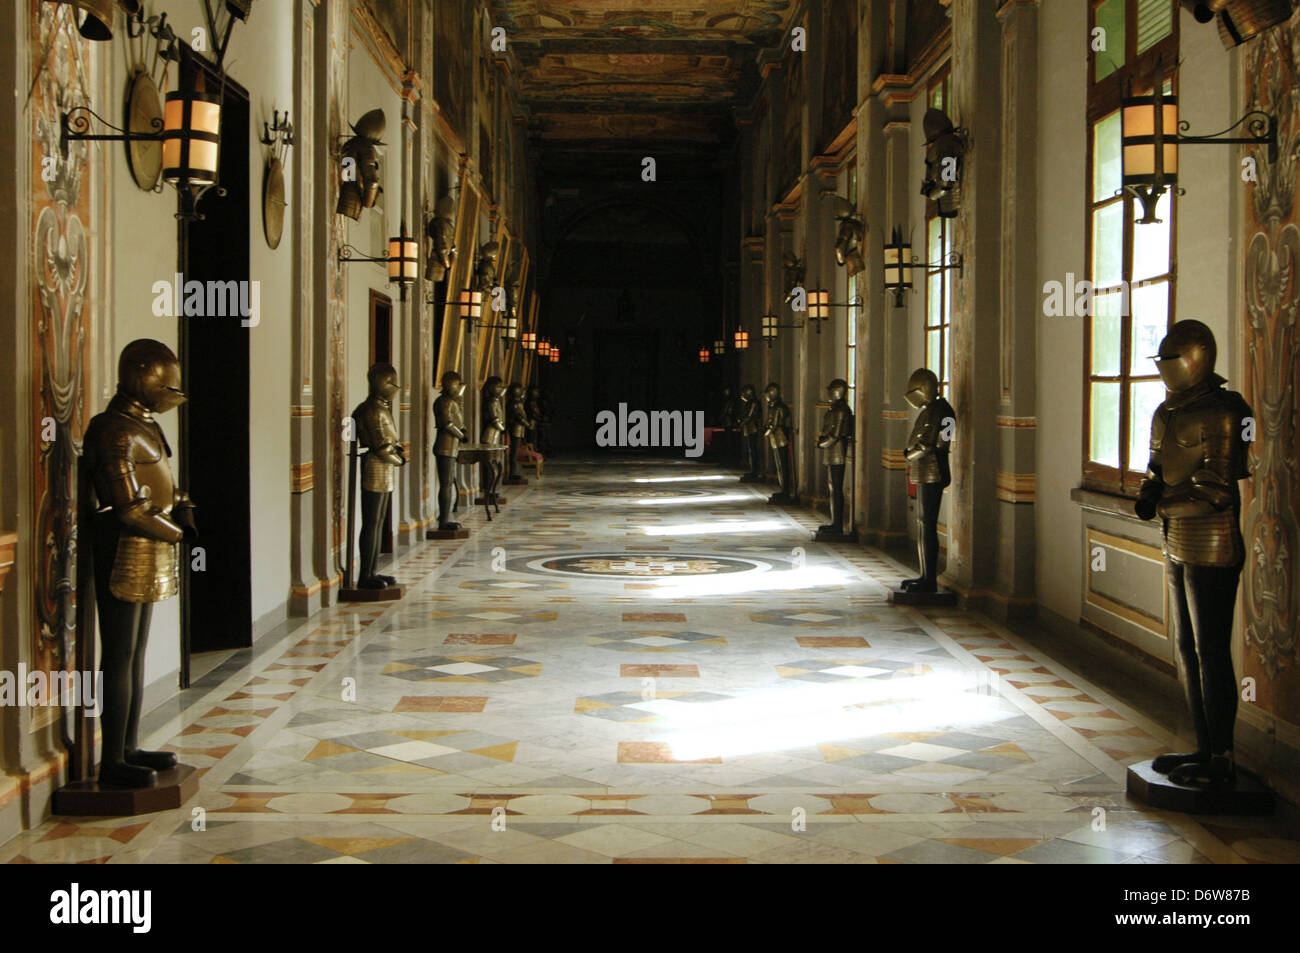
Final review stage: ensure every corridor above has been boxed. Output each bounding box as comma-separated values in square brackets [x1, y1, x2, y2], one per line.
[5, 460, 1297, 865]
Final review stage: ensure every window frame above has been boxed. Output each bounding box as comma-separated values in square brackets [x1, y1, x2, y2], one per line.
[924, 66, 952, 400]
[1082, 0, 1179, 496]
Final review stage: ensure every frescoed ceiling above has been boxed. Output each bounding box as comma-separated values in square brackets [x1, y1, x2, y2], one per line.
[485, 1, 800, 150]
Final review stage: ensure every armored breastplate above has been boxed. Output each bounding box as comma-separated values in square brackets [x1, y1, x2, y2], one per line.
[434, 395, 464, 457]
[1150, 384, 1250, 567]
[355, 396, 400, 493]
[739, 402, 761, 437]
[906, 399, 953, 486]
[766, 402, 790, 449]
[481, 396, 507, 445]
[84, 395, 181, 602]
[820, 402, 852, 465]
[507, 398, 529, 438]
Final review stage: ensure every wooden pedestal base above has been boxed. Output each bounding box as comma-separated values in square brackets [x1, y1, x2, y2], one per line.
[888, 587, 958, 606]
[52, 764, 198, 817]
[339, 585, 404, 602]
[426, 527, 470, 540]
[1126, 759, 1275, 815]
[813, 529, 857, 543]
[767, 493, 798, 505]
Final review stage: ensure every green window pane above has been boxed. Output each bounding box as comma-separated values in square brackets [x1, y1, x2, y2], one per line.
[928, 216, 943, 257]
[1093, 111, 1122, 202]
[1092, 290, 1123, 377]
[1137, 0, 1174, 55]
[1094, 0, 1126, 82]
[942, 328, 950, 386]
[928, 273, 943, 328]
[1092, 202, 1124, 288]
[1132, 192, 1171, 281]
[1090, 381, 1121, 468]
[927, 329, 942, 373]
[1129, 379, 1166, 472]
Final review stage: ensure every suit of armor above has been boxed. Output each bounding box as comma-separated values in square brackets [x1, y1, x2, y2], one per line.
[817, 379, 854, 533]
[480, 376, 507, 503]
[902, 368, 954, 593]
[737, 385, 763, 481]
[83, 339, 194, 788]
[433, 372, 467, 529]
[505, 382, 532, 482]
[1135, 320, 1252, 787]
[763, 384, 796, 503]
[352, 364, 405, 588]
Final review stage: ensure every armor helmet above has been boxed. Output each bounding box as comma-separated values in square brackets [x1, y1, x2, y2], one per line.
[834, 214, 866, 276]
[763, 382, 781, 404]
[368, 363, 399, 399]
[1154, 319, 1217, 393]
[440, 371, 465, 398]
[904, 368, 939, 409]
[827, 378, 849, 402]
[740, 384, 756, 402]
[506, 382, 523, 401]
[425, 195, 458, 281]
[118, 339, 186, 413]
[483, 375, 505, 398]
[337, 109, 386, 220]
[475, 242, 500, 293]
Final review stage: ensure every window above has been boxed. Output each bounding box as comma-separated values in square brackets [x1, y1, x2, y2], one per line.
[925, 215, 951, 399]
[924, 66, 952, 399]
[846, 165, 857, 400]
[1084, 0, 1177, 494]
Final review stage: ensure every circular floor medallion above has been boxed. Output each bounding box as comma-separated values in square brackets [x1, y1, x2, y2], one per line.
[516, 551, 772, 578]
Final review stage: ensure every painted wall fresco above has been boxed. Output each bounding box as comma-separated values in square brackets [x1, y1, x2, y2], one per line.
[820, 0, 858, 149]
[1241, 7, 1300, 727]
[29, 1, 93, 684]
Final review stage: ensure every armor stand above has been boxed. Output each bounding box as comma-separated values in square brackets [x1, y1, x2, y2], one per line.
[814, 464, 855, 542]
[52, 458, 199, 816]
[340, 441, 403, 602]
[475, 457, 506, 507]
[503, 433, 528, 486]
[767, 446, 797, 505]
[427, 453, 470, 539]
[889, 482, 956, 606]
[1127, 562, 1274, 814]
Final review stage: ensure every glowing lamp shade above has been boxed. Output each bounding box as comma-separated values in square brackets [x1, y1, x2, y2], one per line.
[522, 331, 536, 350]
[713, 339, 725, 355]
[549, 347, 560, 363]
[733, 328, 750, 350]
[387, 234, 419, 283]
[761, 312, 778, 341]
[1121, 93, 1179, 187]
[808, 290, 830, 322]
[504, 315, 519, 343]
[162, 85, 221, 186]
[538, 338, 552, 357]
[698, 347, 711, 364]
[457, 289, 483, 321]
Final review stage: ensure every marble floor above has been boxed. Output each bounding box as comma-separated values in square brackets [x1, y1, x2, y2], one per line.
[7, 458, 1300, 864]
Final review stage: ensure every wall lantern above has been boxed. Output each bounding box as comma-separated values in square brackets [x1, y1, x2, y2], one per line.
[538, 338, 552, 358]
[521, 331, 537, 350]
[713, 339, 726, 355]
[733, 328, 750, 350]
[698, 347, 711, 364]
[61, 48, 224, 221]
[882, 225, 963, 308]
[549, 347, 561, 364]
[471, 305, 519, 346]
[1187, 0, 1294, 49]
[338, 220, 418, 301]
[1121, 63, 1277, 225]
[761, 310, 805, 346]
[806, 288, 863, 332]
[920, 108, 969, 219]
